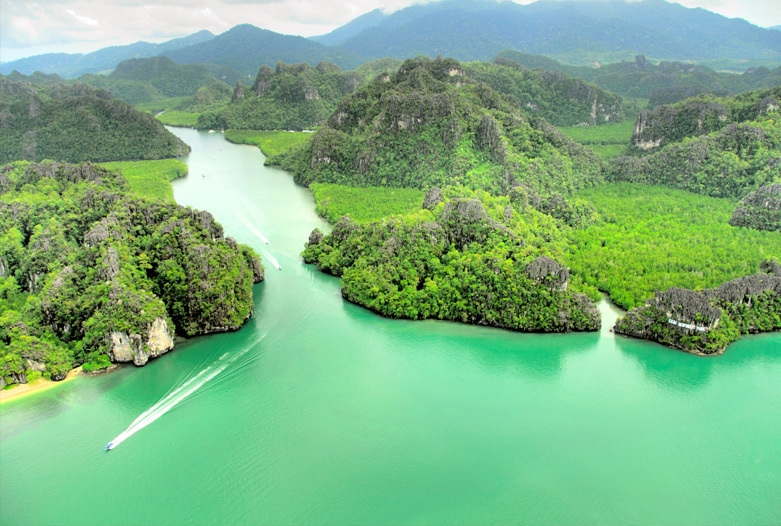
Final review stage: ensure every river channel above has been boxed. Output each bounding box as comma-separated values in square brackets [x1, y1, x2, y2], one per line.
[1, 128, 779, 525]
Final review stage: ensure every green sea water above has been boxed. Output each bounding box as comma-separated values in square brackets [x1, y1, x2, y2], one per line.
[1, 128, 779, 525]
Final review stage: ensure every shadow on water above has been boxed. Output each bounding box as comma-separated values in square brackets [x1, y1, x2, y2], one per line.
[614, 331, 781, 391]
[337, 291, 601, 382]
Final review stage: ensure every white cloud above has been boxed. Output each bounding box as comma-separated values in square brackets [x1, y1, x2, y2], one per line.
[65, 8, 99, 26]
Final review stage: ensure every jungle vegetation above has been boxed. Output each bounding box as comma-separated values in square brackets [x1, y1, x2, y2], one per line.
[0, 78, 190, 164]
[0, 161, 263, 388]
[278, 57, 604, 195]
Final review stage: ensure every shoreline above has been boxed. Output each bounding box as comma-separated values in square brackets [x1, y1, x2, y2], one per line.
[0, 367, 84, 405]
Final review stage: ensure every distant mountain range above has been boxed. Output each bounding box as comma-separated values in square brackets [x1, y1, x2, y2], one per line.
[162, 24, 364, 76]
[317, 0, 781, 68]
[2, 0, 780, 79]
[0, 31, 214, 77]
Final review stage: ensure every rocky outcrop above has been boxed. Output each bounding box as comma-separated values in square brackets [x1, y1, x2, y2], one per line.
[232, 81, 245, 102]
[109, 316, 174, 366]
[729, 184, 781, 231]
[631, 100, 728, 151]
[422, 187, 443, 211]
[614, 260, 781, 355]
[526, 256, 569, 292]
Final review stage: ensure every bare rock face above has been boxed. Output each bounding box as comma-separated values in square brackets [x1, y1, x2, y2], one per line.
[422, 187, 443, 211]
[110, 316, 173, 366]
[232, 81, 245, 102]
[631, 100, 728, 150]
[614, 260, 781, 355]
[307, 228, 325, 246]
[526, 256, 570, 291]
[729, 184, 781, 231]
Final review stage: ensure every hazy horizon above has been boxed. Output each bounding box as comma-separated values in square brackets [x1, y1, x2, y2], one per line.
[2, 0, 780, 64]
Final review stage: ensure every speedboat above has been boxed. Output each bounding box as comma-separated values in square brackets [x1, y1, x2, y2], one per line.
[277, 264, 282, 270]
[105, 442, 115, 451]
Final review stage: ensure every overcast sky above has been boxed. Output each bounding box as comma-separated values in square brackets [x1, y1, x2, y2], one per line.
[1, 0, 779, 63]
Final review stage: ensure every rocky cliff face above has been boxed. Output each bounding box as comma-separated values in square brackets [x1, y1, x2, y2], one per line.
[109, 317, 174, 366]
[729, 183, 781, 231]
[614, 260, 781, 355]
[631, 100, 728, 151]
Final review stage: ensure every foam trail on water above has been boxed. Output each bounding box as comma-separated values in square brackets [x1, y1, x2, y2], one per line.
[235, 212, 269, 244]
[107, 343, 257, 449]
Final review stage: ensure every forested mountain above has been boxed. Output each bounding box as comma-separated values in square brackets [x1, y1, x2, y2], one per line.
[629, 86, 781, 150]
[0, 31, 215, 77]
[163, 25, 364, 77]
[279, 57, 603, 195]
[0, 78, 189, 164]
[310, 9, 388, 46]
[197, 61, 363, 131]
[495, 52, 781, 102]
[610, 117, 780, 199]
[463, 61, 627, 127]
[0, 161, 263, 388]
[302, 188, 600, 332]
[324, 0, 781, 68]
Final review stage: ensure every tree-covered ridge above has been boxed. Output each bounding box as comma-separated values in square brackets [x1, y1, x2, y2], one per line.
[494, 52, 781, 101]
[609, 114, 781, 199]
[0, 78, 190, 164]
[566, 184, 781, 310]
[614, 260, 781, 355]
[0, 161, 263, 389]
[196, 61, 363, 131]
[302, 187, 599, 332]
[630, 86, 781, 151]
[463, 60, 627, 127]
[278, 57, 603, 195]
[729, 184, 781, 232]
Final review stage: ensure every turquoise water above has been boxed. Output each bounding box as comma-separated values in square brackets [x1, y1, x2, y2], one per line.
[1, 128, 779, 525]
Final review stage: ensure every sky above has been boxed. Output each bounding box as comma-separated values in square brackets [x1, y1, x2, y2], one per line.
[1, 0, 780, 63]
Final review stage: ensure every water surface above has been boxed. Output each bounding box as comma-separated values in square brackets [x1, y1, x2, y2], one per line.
[1, 129, 779, 525]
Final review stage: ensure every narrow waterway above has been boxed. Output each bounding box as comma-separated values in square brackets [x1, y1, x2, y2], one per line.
[1, 128, 779, 525]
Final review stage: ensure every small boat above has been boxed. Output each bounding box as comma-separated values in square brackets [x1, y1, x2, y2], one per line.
[105, 442, 115, 451]
[277, 264, 282, 270]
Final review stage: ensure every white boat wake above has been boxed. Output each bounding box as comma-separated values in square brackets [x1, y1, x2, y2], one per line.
[235, 212, 269, 244]
[106, 340, 260, 450]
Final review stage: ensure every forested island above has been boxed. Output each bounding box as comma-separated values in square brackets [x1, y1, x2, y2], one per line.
[0, 161, 263, 388]
[0, 78, 189, 164]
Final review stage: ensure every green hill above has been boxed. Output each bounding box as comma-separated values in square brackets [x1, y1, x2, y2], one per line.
[0, 78, 190, 164]
[495, 52, 781, 102]
[164, 24, 365, 77]
[279, 57, 603, 195]
[197, 61, 363, 131]
[0, 161, 263, 387]
[463, 61, 627, 127]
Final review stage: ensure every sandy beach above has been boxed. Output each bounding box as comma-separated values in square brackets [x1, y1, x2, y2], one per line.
[0, 367, 84, 404]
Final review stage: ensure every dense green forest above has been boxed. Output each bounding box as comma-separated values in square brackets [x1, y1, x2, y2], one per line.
[99, 159, 188, 202]
[610, 114, 781, 199]
[463, 60, 627, 127]
[0, 78, 190, 164]
[0, 161, 264, 389]
[278, 57, 603, 195]
[310, 183, 425, 223]
[302, 187, 599, 332]
[196, 61, 363, 131]
[614, 260, 781, 354]
[224, 130, 311, 160]
[565, 183, 781, 310]
[494, 52, 781, 101]
[558, 121, 635, 159]
[629, 86, 781, 151]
